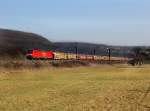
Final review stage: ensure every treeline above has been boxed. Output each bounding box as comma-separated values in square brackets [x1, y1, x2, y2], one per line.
[128, 47, 150, 65]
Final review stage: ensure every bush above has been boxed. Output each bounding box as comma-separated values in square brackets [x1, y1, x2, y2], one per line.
[51, 61, 59, 67]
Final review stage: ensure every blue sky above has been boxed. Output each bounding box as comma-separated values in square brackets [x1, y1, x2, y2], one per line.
[1, 0, 150, 45]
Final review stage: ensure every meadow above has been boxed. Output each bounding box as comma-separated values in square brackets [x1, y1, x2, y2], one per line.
[0, 65, 150, 111]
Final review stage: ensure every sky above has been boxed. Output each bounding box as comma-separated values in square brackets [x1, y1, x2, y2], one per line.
[0, 0, 150, 46]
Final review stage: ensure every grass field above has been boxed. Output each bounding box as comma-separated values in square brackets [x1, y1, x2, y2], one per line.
[0, 65, 150, 111]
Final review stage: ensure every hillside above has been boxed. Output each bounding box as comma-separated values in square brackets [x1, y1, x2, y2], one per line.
[0, 29, 52, 58]
[52, 42, 133, 57]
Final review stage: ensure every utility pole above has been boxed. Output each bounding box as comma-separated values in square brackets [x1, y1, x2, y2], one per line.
[93, 49, 96, 60]
[107, 48, 111, 61]
[75, 43, 78, 59]
[93, 49, 96, 55]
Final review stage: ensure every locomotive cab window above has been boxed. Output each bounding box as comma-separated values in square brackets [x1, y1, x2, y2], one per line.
[27, 50, 33, 54]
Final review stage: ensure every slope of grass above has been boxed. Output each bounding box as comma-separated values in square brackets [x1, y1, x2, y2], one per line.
[0, 65, 150, 111]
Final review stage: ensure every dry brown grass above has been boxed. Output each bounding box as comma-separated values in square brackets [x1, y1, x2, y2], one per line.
[0, 65, 150, 111]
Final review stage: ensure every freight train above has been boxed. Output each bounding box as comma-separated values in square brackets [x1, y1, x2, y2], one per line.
[26, 49, 128, 61]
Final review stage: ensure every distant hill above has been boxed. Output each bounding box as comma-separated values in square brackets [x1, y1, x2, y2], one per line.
[52, 42, 133, 57]
[0, 29, 52, 58]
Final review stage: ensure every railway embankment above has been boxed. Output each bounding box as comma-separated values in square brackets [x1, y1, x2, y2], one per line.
[0, 60, 128, 70]
[0, 60, 90, 69]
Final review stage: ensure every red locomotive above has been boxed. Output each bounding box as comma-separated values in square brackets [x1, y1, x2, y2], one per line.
[26, 49, 54, 60]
